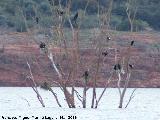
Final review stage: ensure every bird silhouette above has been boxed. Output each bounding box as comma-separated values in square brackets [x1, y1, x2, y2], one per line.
[40, 82, 50, 91]
[72, 12, 79, 28]
[57, 9, 64, 16]
[107, 36, 111, 40]
[83, 70, 89, 83]
[84, 71, 89, 78]
[35, 17, 39, 24]
[39, 42, 46, 49]
[73, 12, 78, 21]
[48, 0, 53, 6]
[102, 51, 108, 56]
[39, 41, 48, 54]
[129, 64, 133, 69]
[114, 64, 121, 71]
[131, 41, 134, 46]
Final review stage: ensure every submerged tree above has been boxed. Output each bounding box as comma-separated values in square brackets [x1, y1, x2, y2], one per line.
[116, 40, 136, 108]
[18, 0, 138, 109]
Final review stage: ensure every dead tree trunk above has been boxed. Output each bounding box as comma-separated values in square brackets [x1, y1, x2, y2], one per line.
[63, 86, 75, 108]
[82, 74, 88, 108]
[82, 85, 87, 108]
[91, 54, 101, 108]
[117, 40, 135, 108]
[118, 73, 131, 108]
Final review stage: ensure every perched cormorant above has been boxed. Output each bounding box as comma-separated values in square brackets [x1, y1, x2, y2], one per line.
[107, 36, 111, 41]
[129, 64, 133, 69]
[39, 42, 46, 49]
[114, 64, 121, 71]
[57, 9, 64, 16]
[102, 51, 108, 56]
[35, 17, 39, 24]
[71, 12, 79, 28]
[73, 12, 78, 22]
[40, 82, 50, 91]
[83, 71, 89, 83]
[48, 0, 53, 6]
[131, 40, 134, 46]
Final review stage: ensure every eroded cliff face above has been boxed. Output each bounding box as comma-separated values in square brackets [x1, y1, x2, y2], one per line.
[0, 31, 160, 87]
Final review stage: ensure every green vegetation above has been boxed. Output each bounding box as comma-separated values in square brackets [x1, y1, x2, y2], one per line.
[0, 0, 159, 32]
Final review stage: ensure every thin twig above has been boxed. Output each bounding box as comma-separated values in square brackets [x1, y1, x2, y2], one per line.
[125, 88, 137, 108]
[74, 89, 83, 103]
[19, 96, 30, 107]
[95, 71, 113, 108]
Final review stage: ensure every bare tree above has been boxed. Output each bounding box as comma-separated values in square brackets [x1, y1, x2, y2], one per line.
[91, 0, 114, 109]
[116, 40, 136, 108]
[18, 0, 138, 109]
[116, 0, 138, 108]
[126, 0, 138, 32]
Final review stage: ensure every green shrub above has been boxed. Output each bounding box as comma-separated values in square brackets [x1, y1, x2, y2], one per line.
[6, 16, 15, 27]
[110, 15, 123, 30]
[26, 20, 34, 28]
[23, 0, 36, 20]
[39, 2, 51, 15]
[40, 16, 54, 27]
[0, 15, 6, 26]
[4, 3, 16, 15]
[80, 15, 99, 29]
[15, 19, 27, 32]
[64, 13, 99, 29]
[110, 15, 150, 31]
[15, 23, 27, 32]
[133, 19, 150, 31]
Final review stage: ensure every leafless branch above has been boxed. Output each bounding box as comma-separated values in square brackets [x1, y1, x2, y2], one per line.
[19, 96, 30, 107]
[48, 52, 62, 79]
[95, 71, 113, 108]
[26, 61, 45, 107]
[125, 88, 137, 108]
[74, 89, 83, 103]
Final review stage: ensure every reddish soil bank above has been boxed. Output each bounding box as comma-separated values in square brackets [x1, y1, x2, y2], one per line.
[0, 31, 160, 87]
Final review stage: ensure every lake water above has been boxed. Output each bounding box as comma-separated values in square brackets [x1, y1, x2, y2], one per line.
[0, 87, 160, 120]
